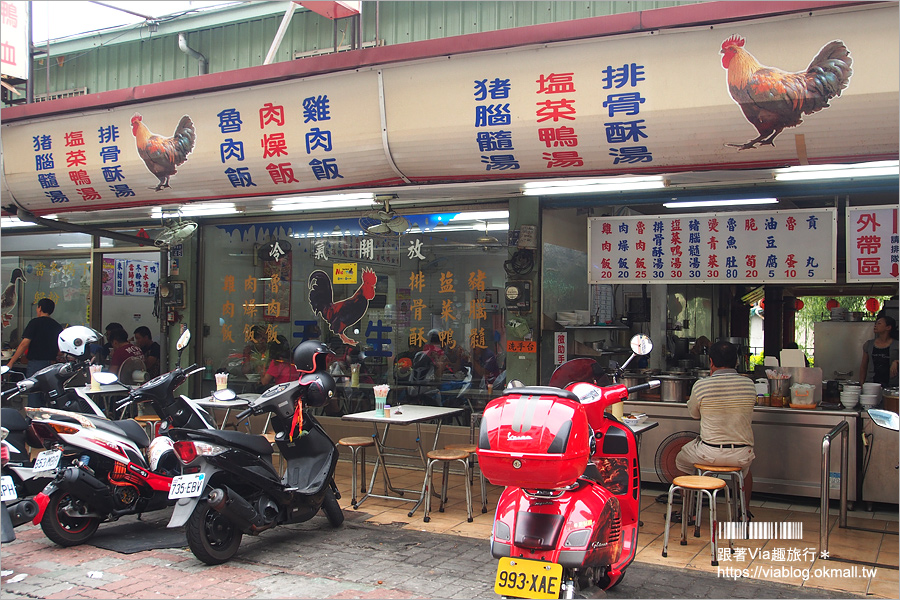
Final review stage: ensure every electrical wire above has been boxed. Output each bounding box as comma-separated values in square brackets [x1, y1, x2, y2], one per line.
[504, 249, 534, 276]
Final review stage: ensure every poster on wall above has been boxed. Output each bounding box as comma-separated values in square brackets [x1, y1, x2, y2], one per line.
[845, 205, 899, 282]
[101, 257, 115, 295]
[588, 208, 837, 284]
[124, 260, 158, 296]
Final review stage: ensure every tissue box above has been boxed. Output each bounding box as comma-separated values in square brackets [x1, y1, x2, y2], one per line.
[476, 387, 591, 489]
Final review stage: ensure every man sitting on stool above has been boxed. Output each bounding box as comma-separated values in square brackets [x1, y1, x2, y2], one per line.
[674, 339, 756, 521]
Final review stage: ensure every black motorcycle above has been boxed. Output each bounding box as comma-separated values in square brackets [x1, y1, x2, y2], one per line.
[166, 340, 344, 565]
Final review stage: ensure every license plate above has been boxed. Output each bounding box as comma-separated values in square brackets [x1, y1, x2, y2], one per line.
[494, 557, 563, 599]
[32, 450, 62, 474]
[0, 476, 17, 501]
[168, 473, 206, 499]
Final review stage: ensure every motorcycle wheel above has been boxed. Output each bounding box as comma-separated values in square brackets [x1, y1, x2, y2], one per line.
[185, 501, 242, 565]
[40, 491, 101, 547]
[321, 486, 344, 527]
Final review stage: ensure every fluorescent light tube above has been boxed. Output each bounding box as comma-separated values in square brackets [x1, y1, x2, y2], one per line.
[774, 160, 899, 182]
[449, 211, 509, 222]
[151, 204, 237, 218]
[271, 193, 375, 211]
[663, 198, 778, 208]
[522, 176, 665, 196]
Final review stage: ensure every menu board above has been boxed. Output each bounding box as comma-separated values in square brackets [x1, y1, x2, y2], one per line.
[846, 205, 899, 283]
[588, 208, 837, 284]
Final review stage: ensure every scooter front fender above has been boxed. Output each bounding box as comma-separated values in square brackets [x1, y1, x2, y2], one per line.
[167, 463, 219, 528]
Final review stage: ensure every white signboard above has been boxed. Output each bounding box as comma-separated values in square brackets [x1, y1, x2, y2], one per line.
[588, 208, 837, 284]
[0, 1, 28, 80]
[846, 205, 899, 282]
[554, 332, 567, 366]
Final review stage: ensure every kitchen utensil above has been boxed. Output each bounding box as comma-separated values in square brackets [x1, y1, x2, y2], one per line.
[658, 374, 694, 403]
[620, 373, 647, 401]
[789, 383, 816, 406]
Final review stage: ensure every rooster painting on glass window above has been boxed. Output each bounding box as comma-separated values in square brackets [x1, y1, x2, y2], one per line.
[308, 268, 378, 346]
[720, 35, 852, 150]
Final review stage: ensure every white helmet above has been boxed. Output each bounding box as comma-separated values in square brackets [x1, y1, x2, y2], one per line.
[57, 326, 101, 356]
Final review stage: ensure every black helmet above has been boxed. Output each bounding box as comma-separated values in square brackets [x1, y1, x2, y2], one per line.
[293, 340, 333, 373]
[299, 371, 335, 407]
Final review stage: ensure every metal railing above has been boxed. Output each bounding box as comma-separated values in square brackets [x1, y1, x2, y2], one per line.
[820, 419, 898, 570]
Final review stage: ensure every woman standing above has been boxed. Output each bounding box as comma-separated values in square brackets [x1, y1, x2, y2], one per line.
[859, 315, 899, 388]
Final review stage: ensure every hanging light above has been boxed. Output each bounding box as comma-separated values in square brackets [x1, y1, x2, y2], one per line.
[826, 299, 840, 311]
[865, 298, 881, 313]
[794, 299, 804, 311]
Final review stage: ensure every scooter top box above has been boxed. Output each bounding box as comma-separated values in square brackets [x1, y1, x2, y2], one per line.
[476, 386, 591, 489]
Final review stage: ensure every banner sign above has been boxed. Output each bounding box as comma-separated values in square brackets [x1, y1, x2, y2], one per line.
[554, 332, 567, 365]
[846, 205, 899, 282]
[588, 208, 837, 284]
[2, 5, 897, 215]
[0, 1, 29, 80]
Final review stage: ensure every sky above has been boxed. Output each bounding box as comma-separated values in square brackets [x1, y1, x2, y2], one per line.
[30, 1, 240, 44]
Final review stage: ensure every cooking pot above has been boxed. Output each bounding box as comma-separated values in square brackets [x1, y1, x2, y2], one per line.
[620, 373, 648, 401]
[658, 374, 694, 403]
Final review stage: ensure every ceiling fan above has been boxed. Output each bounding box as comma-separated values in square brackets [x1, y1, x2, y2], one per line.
[359, 195, 410, 237]
[154, 209, 198, 248]
[475, 220, 504, 250]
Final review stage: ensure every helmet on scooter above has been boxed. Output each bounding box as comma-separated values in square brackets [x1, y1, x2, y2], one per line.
[57, 326, 101, 357]
[293, 340, 333, 373]
[298, 371, 335, 407]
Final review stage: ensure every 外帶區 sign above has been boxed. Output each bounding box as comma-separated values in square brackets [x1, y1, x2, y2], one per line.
[588, 208, 837, 284]
[846, 206, 899, 283]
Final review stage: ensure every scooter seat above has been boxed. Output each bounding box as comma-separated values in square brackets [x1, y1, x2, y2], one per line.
[1, 407, 30, 432]
[503, 386, 580, 402]
[185, 428, 275, 456]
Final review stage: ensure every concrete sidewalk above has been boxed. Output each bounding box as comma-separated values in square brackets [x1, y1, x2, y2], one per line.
[0, 508, 862, 600]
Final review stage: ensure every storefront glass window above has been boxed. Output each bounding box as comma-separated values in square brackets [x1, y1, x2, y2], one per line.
[200, 211, 509, 409]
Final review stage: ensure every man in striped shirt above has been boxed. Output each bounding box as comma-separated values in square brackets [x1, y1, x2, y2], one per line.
[675, 340, 756, 514]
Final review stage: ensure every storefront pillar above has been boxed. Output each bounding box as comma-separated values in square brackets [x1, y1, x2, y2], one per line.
[507, 196, 540, 386]
[763, 286, 784, 361]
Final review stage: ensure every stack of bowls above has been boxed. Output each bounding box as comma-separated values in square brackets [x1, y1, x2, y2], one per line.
[840, 384, 861, 409]
[862, 382, 883, 403]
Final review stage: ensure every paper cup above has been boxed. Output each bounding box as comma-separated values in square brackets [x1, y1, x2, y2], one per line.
[89, 365, 102, 391]
[215, 373, 228, 391]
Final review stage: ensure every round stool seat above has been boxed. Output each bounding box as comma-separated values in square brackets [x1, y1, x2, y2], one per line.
[693, 463, 741, 473]
[445, 443, 477, 453]
[427, 448, 469, 461]
[133, 415, 160, 424]
[338, 436, 375, 447]
[672, 475, 726, 491]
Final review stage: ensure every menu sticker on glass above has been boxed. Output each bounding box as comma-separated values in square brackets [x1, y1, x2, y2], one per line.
[333, 263, 357, 284]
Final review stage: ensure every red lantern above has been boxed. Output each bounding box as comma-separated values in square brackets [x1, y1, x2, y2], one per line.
[866, 298, 881, 313]
[758, 300, 764, 310]
[794, 299, 804, 311]
[826, 299, 839, 311]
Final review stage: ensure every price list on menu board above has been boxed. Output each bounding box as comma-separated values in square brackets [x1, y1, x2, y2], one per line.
[588, 208, 837, 284]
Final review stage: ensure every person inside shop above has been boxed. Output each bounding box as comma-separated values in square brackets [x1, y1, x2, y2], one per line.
[241, 324, 269, 378]
[260, 335, 299, 387]
[5, 298, 63, 408]
[859, 314, 899, 388]
[422, 329, 450, 379]
[133, 326, 161, 379]
[673, 339, 756, 523]
[90, 322, 125, 366]
[108, 328, 145, 374]
[471, 343, 501, 389]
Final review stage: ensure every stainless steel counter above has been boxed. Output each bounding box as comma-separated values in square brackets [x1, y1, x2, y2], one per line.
[860, 411, 899, 506]
[624, 401, 860, 501]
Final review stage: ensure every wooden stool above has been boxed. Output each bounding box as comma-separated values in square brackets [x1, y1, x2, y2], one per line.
[662, 475, 733, 566]
[444, 443, 488, 514]
[693, 464, 748, 539]
[423, 448, 473, 523]
[338, 436, 375, 508]
[133, 415, 161, 439]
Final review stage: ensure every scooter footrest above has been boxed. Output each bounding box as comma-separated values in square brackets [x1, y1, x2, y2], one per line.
[284, 487, 298, 492]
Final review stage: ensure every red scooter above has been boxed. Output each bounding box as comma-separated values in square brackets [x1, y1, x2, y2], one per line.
[477, 335, 659, 599]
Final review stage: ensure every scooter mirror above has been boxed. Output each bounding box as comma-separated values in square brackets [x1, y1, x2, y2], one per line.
[867, 408, 899, 431]
[176, 329, 191, 352]
[629, 334, 653, 356]
[212, 388, 237, 401]
[93, 372, 118, 385]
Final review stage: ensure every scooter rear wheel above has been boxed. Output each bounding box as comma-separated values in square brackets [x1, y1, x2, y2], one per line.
[186, 501, 242, 565]
[321, 486, 344, 527]
[40, 490, 101, 547]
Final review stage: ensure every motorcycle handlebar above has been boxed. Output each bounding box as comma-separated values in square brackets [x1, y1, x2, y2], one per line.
[626, 379, 661, 394]
[1, 386, 20, 400]
[235, 407, 252, 421]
